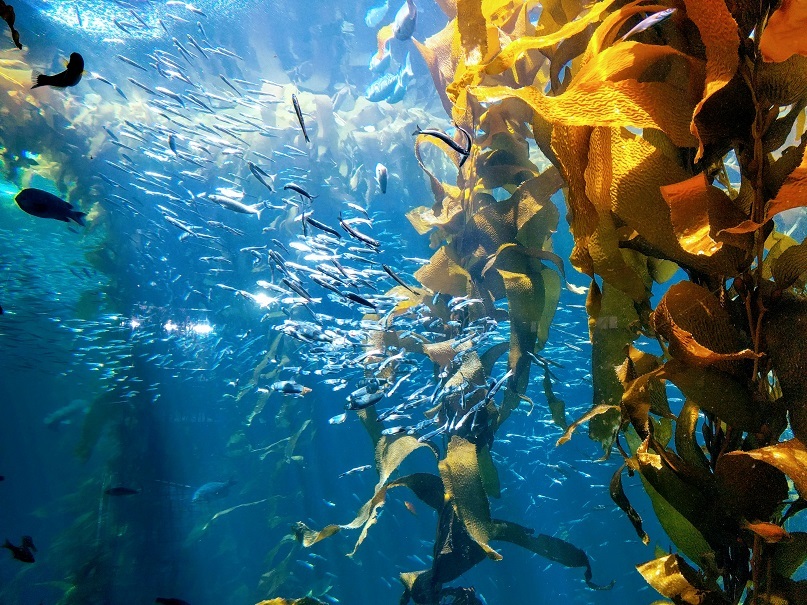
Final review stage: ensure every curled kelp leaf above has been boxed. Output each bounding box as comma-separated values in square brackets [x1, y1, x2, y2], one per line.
[682, 0, 740, 161]
[636, 554, 722, 604]
[610, 462, 650, 544]
[714, 453, 789, 525]
[723, 439, 807, 499]
[256, 598, 327, 605]
[651, 281, 757, 369]
[414, 247, 472, 297]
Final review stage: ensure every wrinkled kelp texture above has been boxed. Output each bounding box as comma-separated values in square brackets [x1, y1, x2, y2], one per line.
[286, 0, 807, 603]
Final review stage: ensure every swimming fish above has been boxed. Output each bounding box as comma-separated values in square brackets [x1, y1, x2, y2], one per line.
[291, 93, 309, 143]
[155, 598, 191, 605]
[105, 486, 141, 496]
[3, 536, 35, 563]
[191, 478, 236, 503]
[620, 8, 676, 41]
[365, 0, 389, 28]
[375, 163, 388, 193]
[15, 188, 87, 225]
[392, 0, 417, 41]
[32, 52, 84, 89]
[270, 380, 312, 396]
[0, 0, 21, 50]
[413, 124, 471, 167]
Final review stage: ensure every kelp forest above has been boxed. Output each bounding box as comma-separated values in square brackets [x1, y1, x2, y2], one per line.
[267, 1, 807, 604]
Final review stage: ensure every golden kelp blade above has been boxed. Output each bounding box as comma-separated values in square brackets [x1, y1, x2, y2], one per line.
[760, 0, 807, 62]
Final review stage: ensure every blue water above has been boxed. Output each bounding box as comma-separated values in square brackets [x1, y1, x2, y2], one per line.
[0, 1, 722, 604]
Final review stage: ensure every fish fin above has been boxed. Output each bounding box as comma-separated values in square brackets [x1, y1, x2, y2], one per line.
[31, 72, 46, 89]
[71, 211, 87, 226]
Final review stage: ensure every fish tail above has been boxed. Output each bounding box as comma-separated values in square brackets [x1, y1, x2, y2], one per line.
[71, 211, 87, 226]
[412, 125, 422, 136]
[31, 72, 48, 89]
[2, 539, 11, 550]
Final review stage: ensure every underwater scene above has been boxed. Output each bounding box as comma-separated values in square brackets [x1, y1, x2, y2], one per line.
[2, 0, 807, 604]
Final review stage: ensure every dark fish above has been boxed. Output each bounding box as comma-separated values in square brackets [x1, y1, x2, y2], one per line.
[291, 93, 309, 143]
[105, 486, 141, 496]
[15, 188, 86, 225]
[155, 599, 191, 605]
[343, 291, 377, 311]
[3, 536, 35, 563]
[392, 0, 417, 41]
[191, 479, 236, 503]
[32, 52, 84, 89]
[270, 380, 311, 396]
[346, 391, 384, 410]
[283, 183, 316, 200]
[413, 124, 471, 167]
[0, 0, 22, 50]
[382, 264, 418, 294]
[304, 215, 341, 239]
[0, 305, 3, 315]
[339, 214, 380, 249]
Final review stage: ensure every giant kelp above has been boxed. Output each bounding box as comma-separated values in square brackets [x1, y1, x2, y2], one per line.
[283, 0, 807, 603]
[410, 0, 807, 602]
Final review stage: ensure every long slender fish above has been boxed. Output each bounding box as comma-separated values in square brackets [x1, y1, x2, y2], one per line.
[291, 94, 310, 143]
[304, 215, 341, 239]
[413, 125, 471, 166]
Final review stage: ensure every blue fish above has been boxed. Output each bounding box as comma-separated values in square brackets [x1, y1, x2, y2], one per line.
[366, 72, 399, 102]
[191, 478, 236, 503]
[385, 53, 413, 104]
[365, 0, 390, 28]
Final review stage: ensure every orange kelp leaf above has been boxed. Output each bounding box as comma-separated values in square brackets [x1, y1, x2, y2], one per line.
[724, 439, 807, 499]
[636, 554, 717, 604]
[472, 42, 699, 147]
[610, 463, 651, 544]
[683, 0, 740, 161]
[415, 247, 472, 296]
[772, 237, 807, 289]
[652, 281, 757, 368]
[674, 400, 710, 471]
[760, 0, 807, 62]
[657, 359, 763, 432]
[439, 436, 502, 560]
[556, 404, 620, 446]
[423, 336, 473, 369]
[661, 173, 751, 258]
[585, 2, 670, 58]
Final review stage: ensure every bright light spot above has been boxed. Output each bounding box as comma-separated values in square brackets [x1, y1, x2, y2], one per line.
[191, 322, 214, 336]
[164, 320, 178, 333]
[129, 317, 141, 329]
[253, 292, 276, 308]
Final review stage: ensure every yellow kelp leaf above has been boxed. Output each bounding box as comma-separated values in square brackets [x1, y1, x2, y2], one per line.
[772, 237, 807, 289]
[423, 336, 473, 369]
[552, 125, 648, 301]
[763, 230, 799, 281]
[657, 359, 763, 432]
[584, 2, 669, 58]
[603, 127, 748, 277]
[472, 42, 700, 147]
[674, 400, 710, 472]
[556, 404, 620, 446]
[724, 439, 807, 499]
[652, 281, 757, 368]
[683, 0, 740, 161]
[760, 0, 807, 62]
[439, 436, 502, 560]
[610, 463, 650, 545]
[660, 173, 751, 258]
[415, 246, 472, 296]
[636, 554, 715, 604]
[457, 0, 489, 65]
